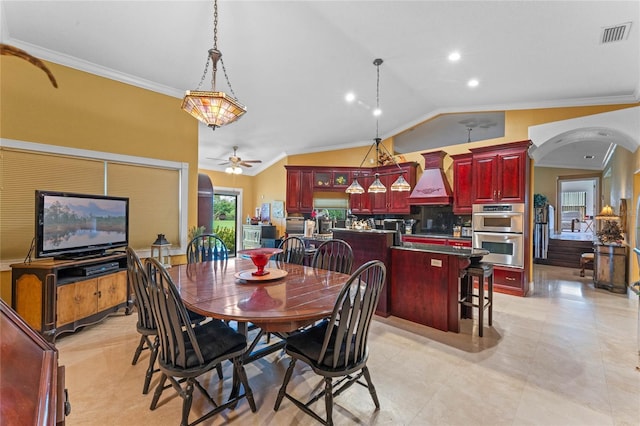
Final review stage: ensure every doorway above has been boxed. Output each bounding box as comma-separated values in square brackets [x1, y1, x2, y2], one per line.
[213, 187, 243, 257]
[556, 175, 599, 238]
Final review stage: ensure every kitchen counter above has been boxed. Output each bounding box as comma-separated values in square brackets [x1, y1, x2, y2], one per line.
[394, 242, 488, 259]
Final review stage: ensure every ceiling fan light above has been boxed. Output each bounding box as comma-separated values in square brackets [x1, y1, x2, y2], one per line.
[345, 178, 365, 194]
[181, 91, 247, 128]
[225, 166, 234, 174]
[368, 175, 387, 193]
[233, 166, 243, 175]
[390, 174, 411, 191]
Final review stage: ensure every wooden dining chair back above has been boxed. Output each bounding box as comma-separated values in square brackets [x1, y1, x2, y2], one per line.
[274, 260, 386, 425]
[144, 258, 256, 426]
[274, 236, 306, 265]
[311, 239, 354, 274]
[186, 234, 228, 263]
[126, 247, 159, 394]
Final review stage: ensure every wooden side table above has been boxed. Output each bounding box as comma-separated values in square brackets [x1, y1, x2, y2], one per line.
[593, 243, 628, 293]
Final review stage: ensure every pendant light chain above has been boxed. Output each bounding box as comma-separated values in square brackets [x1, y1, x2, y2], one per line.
[211, 0, 218, 91]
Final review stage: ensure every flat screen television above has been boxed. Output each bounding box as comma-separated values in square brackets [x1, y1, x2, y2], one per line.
[35, 190, 129, 259]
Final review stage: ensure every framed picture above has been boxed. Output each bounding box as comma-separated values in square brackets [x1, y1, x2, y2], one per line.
[272, 200, 284, 218]
[260, 202, 270, 222]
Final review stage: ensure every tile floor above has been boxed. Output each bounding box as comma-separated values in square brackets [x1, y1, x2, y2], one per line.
[56, 264, 639, 425]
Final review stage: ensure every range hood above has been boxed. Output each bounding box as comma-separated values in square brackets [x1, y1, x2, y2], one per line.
[408, 151, 453, 205]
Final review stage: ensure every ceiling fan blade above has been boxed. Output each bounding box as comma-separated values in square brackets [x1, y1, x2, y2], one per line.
[239, 162, 254, 168]
[242, 160, 262, 164]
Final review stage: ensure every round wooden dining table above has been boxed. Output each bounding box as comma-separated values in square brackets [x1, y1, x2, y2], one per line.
[167, 257, 351, 334]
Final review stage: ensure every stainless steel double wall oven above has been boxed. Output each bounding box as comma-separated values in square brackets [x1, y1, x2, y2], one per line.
[472, 203, 525, 268]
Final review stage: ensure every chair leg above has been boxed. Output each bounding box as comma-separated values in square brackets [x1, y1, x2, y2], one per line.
[233, 357, 257, 412]
[150, 373, 167, 410]
[143, 336, 159, 394]
[361, 366, 380, 409]
[324, 377, 334, 426]
[131, 335, 146, 365]
[216, 363, 223, 380]
[478, 276, 484, 338]
[180, 379, 195, 426]
[274, 358, 297, 411]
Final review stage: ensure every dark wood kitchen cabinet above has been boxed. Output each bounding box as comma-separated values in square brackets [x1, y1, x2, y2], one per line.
[313, 169, 351, 191]
[285, 166, 314, 213]
[349, 171, 374, 214]
[470, 140, 531, 204]
[451, 153, 473, 214]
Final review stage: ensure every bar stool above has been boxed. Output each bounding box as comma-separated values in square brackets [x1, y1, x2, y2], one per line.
[459, 262, 494, 337]
[580, 252, 594, 277]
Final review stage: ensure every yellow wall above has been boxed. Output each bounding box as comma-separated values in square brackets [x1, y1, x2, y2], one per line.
[0, 57, 200, 302]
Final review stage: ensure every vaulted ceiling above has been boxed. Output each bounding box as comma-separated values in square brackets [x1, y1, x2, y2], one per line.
[2, 1, 638, 174]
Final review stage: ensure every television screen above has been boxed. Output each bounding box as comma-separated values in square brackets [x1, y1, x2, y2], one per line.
[35, 191, 129, 259]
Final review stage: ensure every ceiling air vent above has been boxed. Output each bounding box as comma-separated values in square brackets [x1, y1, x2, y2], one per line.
[600, 22, 632, 44]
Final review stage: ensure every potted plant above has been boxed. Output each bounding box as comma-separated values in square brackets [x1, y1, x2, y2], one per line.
[596, 220, 623, 245]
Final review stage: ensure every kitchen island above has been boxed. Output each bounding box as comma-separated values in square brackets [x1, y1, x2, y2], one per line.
[331, 228, 398, 316]
[392, 243, 489, 332]
[332, 228, 488, 332]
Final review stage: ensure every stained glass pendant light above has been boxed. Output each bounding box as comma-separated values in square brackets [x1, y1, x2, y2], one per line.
[181, 0, 246, 129]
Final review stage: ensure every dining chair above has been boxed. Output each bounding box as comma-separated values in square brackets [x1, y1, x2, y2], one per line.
[273, 260, 386, 425]
[127, 248, 215, 394]
[311, 239, 354, 274]
[145, 257, 256, 426]
[274, 236, 306, 265]
[186, 234, 228, 263]
[127, 247, 159, 394]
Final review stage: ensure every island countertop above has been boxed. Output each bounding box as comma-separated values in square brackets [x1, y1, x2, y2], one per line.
[393, 242, 489, 258]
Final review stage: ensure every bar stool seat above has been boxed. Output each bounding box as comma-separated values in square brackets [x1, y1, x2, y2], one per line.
[580, 252, 594, 277]
[459, 262, 493, 337]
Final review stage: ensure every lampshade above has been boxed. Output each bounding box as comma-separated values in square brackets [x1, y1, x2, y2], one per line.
[368, 174, 387, 193]
[595, 205, 619, 219]
[181, 1, 246, 130]
[390, 174, 411, 192]
[181, 89, 246, 129]
[345, 178, 365, 194]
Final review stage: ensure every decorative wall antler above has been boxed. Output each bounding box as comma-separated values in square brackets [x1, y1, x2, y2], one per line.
[1, 44, 58, 88]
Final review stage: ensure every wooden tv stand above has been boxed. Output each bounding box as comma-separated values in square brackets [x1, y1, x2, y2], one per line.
[11, 253, 131, 342]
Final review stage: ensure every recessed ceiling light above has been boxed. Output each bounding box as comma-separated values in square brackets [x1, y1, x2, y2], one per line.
[373, 108, 382, 117]
[448, 51, 461, 62]
[584, 155, 595, 159]
[345, 92, 356, 103]
[467, 79, 479, 88]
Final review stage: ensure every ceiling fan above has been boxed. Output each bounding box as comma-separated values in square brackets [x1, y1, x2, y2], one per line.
[209, 146, 262, 174]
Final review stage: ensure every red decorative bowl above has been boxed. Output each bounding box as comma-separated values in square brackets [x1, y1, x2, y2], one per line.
[238, 248, 283, 276]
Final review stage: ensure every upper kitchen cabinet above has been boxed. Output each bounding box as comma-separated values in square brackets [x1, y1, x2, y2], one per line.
[469, 140, 531, 204]
[313, 169, 351, 191]
[285, 166, 314, 213]
[349, 171, 374, 214]
[451, 153, 473, 214]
